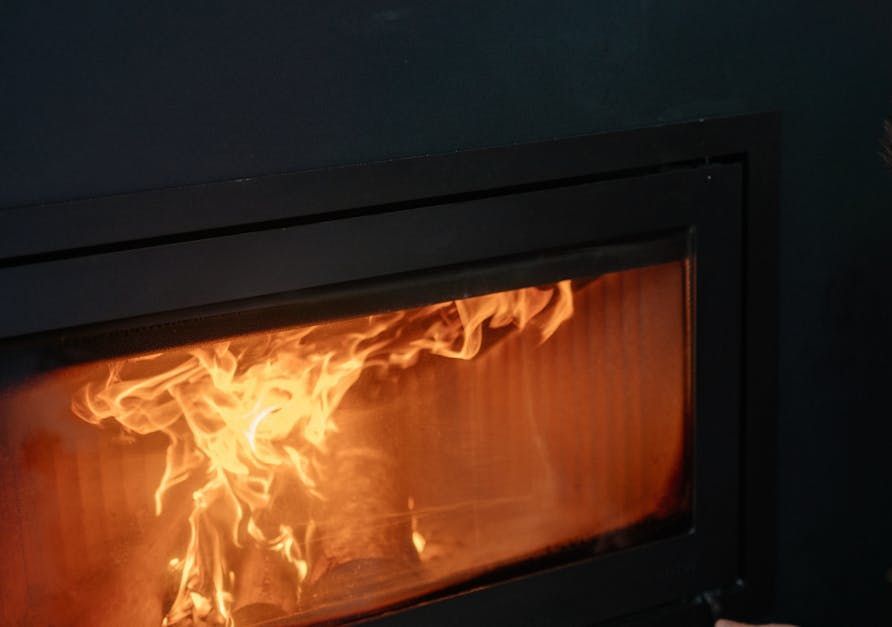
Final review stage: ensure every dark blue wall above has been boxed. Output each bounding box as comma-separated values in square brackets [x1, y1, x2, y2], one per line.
[3, 2, 892, 624]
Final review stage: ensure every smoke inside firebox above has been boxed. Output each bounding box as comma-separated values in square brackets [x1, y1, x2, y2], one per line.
[0, 261, 690, 626]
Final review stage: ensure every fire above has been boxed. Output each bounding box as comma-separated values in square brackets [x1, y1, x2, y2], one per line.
[71, 281, 573, 625]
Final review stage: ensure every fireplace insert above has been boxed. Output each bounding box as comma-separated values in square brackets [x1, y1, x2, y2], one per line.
[0, 113, 778, 626]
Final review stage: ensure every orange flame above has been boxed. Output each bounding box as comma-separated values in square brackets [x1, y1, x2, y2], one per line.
[71, 281, 573, 625]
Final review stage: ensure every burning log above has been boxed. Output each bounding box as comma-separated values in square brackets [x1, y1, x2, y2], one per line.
[230, 544, 297, 625]
[304, 398, 419, 606]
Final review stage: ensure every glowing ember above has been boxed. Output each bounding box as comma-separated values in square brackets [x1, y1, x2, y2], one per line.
[71, 282, 573, 625]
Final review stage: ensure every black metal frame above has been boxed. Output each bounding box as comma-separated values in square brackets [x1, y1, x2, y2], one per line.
[0, 113, 779, 626]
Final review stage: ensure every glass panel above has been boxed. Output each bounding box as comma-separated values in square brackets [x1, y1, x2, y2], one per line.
[0, 259, 691, 626]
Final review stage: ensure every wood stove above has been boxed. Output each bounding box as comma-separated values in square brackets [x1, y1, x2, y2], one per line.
[0, 113, 778, 626]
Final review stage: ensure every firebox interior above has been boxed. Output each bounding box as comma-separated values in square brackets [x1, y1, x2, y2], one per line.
[0, 257, 691, 626]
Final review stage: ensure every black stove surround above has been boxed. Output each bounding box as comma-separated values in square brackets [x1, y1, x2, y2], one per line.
[0, 113, 778, 626]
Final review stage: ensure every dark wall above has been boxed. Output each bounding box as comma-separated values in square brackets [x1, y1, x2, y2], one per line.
[3, 2, 892, 625]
